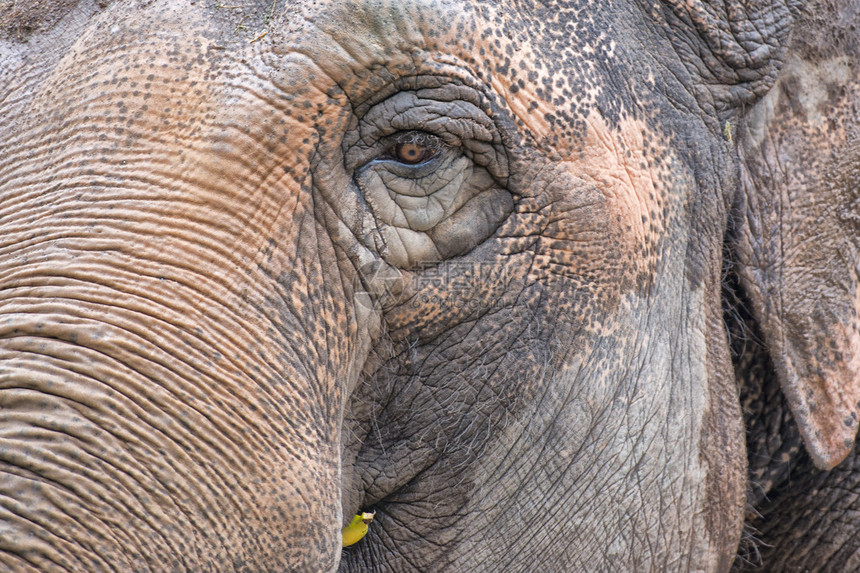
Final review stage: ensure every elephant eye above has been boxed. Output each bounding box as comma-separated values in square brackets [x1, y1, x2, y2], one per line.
[344, 91, 513, 269]
[384, 132, 442, 166]
[393, 142, 433, 164]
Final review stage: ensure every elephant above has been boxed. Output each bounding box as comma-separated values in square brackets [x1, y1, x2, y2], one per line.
[0, 0, 858, 571]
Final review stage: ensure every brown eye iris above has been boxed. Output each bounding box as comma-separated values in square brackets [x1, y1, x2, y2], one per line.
[392, 141, 435, 165]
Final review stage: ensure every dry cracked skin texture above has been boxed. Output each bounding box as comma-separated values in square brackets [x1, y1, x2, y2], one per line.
[2, 0, 860, 571]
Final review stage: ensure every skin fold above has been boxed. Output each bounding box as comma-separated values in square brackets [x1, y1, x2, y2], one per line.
[0, 0, 855, 571]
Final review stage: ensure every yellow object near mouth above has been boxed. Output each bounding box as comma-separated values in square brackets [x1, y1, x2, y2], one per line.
[342, 511, 375, 547]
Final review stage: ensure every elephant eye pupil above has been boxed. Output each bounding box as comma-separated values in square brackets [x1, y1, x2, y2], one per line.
[393, 142, 434, 164]
[396, 143, 426, 163]
[386, 133, 442, 165]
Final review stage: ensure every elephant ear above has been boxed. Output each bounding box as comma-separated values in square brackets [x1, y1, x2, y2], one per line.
[652, 0, 801, 114]
[733, 0, 860, 470]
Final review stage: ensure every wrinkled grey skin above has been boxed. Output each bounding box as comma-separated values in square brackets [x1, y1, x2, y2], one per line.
[0, 0, 857, 571]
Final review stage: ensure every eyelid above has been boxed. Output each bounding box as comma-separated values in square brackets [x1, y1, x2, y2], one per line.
[364, 149, 448, 180]
[343, 94, 508, 188]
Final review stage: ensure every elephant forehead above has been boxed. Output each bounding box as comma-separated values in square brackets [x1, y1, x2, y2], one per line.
[269, 3, 677, 218]
[270, 0, 621, 139]
[28, 0, 689, 286]
[19, 9, 325, 275]
[273, 8, 675, 180]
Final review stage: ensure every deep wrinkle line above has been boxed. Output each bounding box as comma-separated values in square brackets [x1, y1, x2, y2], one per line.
[0, 321, 273, 472]
[0, 421, 205, 571]
[0, 353, 259, 551]
[0, 286, 267, 395]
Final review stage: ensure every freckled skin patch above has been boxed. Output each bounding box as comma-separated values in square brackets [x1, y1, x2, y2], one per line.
[0, 0, 834, 571]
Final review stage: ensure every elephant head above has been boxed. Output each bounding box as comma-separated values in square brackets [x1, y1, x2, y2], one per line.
[2, 0, 856, 571]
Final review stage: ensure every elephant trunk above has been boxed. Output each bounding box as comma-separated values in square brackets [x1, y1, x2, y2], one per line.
[0, 171, 368, 571]
[0, 12, 379, 569]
